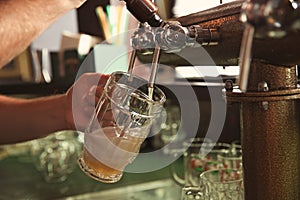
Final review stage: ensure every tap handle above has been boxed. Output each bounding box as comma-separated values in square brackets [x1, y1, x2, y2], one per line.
[122, 0, 164, 27]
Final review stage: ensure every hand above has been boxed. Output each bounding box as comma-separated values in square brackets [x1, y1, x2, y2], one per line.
[65, 73, 110, 131]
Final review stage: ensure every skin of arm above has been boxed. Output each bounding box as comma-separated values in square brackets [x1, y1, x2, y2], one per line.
[0, 73, 109, 145]
[0, 94, 69, 144]
[0, 1, 113, 145]
[0, 0, 86, 67]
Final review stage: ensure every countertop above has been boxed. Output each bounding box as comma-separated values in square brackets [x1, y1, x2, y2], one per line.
[0, 142, 181, 200]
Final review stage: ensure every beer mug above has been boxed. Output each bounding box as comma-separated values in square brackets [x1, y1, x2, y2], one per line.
[217, 146, 242, 170]
[200, 168, 244, 200]
[181, 186, 203, 200]
[78, 71, 166, 183]
[33, 131, 81, 183]
[172, 138, 230, 187]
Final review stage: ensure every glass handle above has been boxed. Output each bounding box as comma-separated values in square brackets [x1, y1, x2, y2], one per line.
[170, 161, 186, 186]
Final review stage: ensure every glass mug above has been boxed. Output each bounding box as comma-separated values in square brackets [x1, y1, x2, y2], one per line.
[217, 147, 242, 171]
[31, 131, 81, 183]
[78, 71, 166, 183]
[172, 139, 231, 187]
[181, 186, 203, 200]
[200, 168, 244, 200]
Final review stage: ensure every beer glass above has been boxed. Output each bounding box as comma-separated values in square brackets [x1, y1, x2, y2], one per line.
[172, 139, 230, 187]
[181, 186, 203, 200]
[78, 71, 166, 183]
[200, 168, 244, 200]
[33, 131, 81, 183]
[171, 139, 231, 200]
[217, 147, 242, 170]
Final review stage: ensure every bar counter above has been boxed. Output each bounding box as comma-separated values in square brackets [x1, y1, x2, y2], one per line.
[0, 142, 181, 200]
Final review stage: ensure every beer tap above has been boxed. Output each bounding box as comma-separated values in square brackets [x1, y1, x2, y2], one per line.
[121, 0, 165, 77]
[238, 0, 300, 91]
[121, 0, 164, 27]
[121, 0, 219, 53]
[130, 22, 219, 53]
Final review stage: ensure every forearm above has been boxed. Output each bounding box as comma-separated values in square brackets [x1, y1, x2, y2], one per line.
[0, 94, 69, 144]
[0, 0, 86, 67]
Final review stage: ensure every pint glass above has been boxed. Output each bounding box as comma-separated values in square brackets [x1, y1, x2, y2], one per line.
[78, 71, 166, 183]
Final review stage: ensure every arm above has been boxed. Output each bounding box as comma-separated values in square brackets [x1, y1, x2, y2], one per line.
[0, 0, 86, 67]
[0, 73, 109, 145]
[0, 94, 68, 144]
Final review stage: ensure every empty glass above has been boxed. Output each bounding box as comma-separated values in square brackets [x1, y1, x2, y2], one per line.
[181, 186, 203, 200]
[217, 148, 242, 171]
[198, 142, 232, 173]
[200, 168, 244, 200]
[78, 71, 166, 183]
[171, 137, 214, 187]
[31, 131, 81, 183]
[171, 139, 233, 200]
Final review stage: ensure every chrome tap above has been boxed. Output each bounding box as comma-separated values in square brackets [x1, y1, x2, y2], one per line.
[130, 22, 219, 53]
[241, 0, 300, 38]
[121, 0, 219, 53]
[238, 0, 300, 92]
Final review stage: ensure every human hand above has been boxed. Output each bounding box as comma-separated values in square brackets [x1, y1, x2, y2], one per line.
[65, 73, 110, 131]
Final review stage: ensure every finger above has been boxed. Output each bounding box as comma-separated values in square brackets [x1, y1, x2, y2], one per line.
[96, 74, 110, 87]
[86, 85, 105, 106]
[85, 75, 108, 101]
[96, 110, 113, 121]
[83, 73, 110, 84]
[83, 86, 97, 106]
[84, 105, 96, 114]
[101, 120, 114, 127]
[95, 86, 105, 98]
[102, 110, 114, 121]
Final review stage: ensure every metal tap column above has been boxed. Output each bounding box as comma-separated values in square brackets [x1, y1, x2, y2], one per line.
[226, 60, 300, 199]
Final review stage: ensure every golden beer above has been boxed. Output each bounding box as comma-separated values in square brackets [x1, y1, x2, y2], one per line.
[79, 127, 145, 183]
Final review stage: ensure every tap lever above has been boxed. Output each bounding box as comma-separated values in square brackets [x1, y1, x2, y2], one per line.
[121, 0, 164, 27]
[127, 49, 137, 74]
[148, 43, 161, 89]
[131, 23, 220, 53]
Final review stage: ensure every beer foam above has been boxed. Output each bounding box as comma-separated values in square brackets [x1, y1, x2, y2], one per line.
[84, 127, 143, 171]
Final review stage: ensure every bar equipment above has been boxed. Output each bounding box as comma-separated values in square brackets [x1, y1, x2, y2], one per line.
[122, 0, 164, 27]
[122, 0, 300, 199]
[227, 0, 300, 199]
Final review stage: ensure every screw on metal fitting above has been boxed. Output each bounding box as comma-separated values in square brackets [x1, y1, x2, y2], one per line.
[225, 80, 234, 92]
[261, 101, 269, 111]
[258, 81, 269, 92]
[257, 81, 269, 110]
